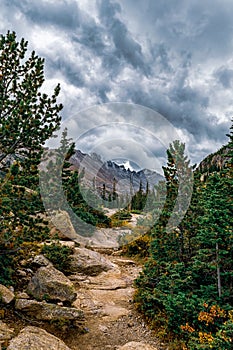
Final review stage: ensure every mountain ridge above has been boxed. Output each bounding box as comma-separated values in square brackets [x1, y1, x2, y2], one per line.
[69, 149, 164, 196]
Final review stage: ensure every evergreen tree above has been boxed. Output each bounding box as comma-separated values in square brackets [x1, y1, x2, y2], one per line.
[134, 132, 233, 349]
[40, 129, 111, 235]
[0, 31, 62, 284]
[193, 172, 233, 301]
[0, 31, 62, 165]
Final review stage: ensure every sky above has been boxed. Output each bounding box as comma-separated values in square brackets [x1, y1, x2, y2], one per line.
[1, 0, 233, 172]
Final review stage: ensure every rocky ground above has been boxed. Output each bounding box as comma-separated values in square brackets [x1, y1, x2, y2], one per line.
[0, 212, 167, 350]
[63, 251, 166, 350]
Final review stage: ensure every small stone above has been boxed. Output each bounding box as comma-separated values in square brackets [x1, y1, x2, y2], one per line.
[69, 247, 115, 276]
[16, 292, 30, 299]
[59, 241, 75, 248]
[0, 285, 15, 304]
[17, 270, 27, 277]
[99, 325, 108, 332]
[32, 254, 52, 267]
[20, 260, 27, 266]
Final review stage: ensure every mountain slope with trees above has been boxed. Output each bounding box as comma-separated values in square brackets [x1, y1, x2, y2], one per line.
[133, 124, 233, 349]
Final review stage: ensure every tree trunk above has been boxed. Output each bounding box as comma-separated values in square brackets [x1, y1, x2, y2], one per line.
[216, 242, 222, 297]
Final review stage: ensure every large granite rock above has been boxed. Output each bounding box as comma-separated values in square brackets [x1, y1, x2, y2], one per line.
[27, 265, 76, 302]
[49, 210, 78, 240]
[0, 284, 14, 304]
[69, 247, 115, 276]
[7, 326, 72, 350]
[15, 299, 84, 322]
[117, 342, 158, 350]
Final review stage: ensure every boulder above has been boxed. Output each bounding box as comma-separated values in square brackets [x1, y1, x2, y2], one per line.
[69, 247, 115, 276]
[0, 285, 15, 304]
[7, 326, 72, 350]
[27, 265, 76, 302]
[117, 342, 158, 350]
[50, 210, 78, 240]
[15, 299, 84, 322]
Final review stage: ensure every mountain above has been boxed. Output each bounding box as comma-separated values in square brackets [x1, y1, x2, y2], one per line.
[69, 150, 164, 196]
[196, 144, 231, 181]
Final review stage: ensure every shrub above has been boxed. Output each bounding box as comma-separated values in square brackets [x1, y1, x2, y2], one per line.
[41, 242, 74, 274]
[0, 252, 13, 286]
[111, 210, 132, 227]
[121, 233, 150, 257]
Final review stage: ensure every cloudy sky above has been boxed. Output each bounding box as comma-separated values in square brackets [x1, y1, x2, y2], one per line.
[1, 0, 233, 172]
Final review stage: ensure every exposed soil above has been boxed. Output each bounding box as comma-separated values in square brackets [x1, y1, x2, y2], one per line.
[62, 253, 166, 350]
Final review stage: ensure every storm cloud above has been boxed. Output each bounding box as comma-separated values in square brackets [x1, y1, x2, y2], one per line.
[1, 0, 232, 169]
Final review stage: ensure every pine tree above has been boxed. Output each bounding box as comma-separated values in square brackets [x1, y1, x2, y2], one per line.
[134, 133, 233, 348]
[194, 172, 233, 301]
[0, 31, 62, 165]
[149, 140, 193, 263]
[112, 177, 118, 207]
[40, 129, 111, 235]
[0, 31, 62, 284]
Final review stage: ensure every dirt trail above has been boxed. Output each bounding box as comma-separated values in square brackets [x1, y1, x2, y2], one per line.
[63, 251, 166, 350]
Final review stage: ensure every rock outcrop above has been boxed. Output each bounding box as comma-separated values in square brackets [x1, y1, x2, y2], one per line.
[27, 265, 76, 302]
[7, 326, 72, 350]
[70, 149, 163, 195]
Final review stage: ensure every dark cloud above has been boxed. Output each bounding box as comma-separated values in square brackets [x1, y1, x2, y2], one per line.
[99, 0, 150, 75]
[9, 0, 81, 29]
[123, 0, 233, 61]
[0, 0, 232, 168]
[214, 66, 233, 89]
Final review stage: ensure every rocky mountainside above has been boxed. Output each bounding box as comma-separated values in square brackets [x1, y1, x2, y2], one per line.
[196, 144, 231, 181]
[69, 150, 163, 196]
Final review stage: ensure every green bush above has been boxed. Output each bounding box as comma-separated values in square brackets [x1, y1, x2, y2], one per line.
[111, 209, 132, 221]
[121, 233, 150, 257]
[130, 209, 142, 214]
[41, 242, 73, 274]
[0, 252, 13, 286]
